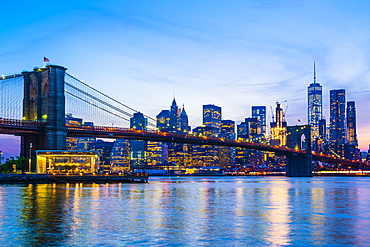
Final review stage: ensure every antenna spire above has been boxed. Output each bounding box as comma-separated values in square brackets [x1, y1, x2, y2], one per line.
[313, 60, 316, 85]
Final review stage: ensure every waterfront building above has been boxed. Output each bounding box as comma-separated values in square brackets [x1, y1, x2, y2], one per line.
[146, 141, 166, 166]
[270, 102, 287, 146]
[110, 139, 130, 171]
[130, 112, 147, 168]
[203, 104, 222, 137]
[307, 62, 323, 150]
[88, 140, 114, 172]
[219, 120, 236, 167]
[36, 150, 100, 174]
[252, 106, 267, 137]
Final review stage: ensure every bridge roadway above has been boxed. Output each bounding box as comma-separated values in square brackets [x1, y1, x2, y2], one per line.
[0, 118, 367, 168]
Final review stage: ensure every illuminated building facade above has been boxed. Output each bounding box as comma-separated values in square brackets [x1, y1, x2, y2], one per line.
[270, 102, 287, 146]
[36, 150, 99, 174]
[156, 110, 171, 132]
[329, 89, 346, 157]
[219, 120, 236, 167]
[236, 118, 264, 166]
[345, 101, 360, 160]
[168, 105, 191, 166]
[131, 112, 147, 130]
[146, 141, 165, 166]
[237, 117, 262, 141]
[192, 126, 218, 166]
[252, 106, 266, 137]
[329, 89, 346, 143]
[65, 114, 83, 150]
[130, 112, 147, 168]
[307, 62, 323, 150]
[203, 104, 222, 137]
[152, 98, 190, 166]
[346, 101, 357, 146]
[111, 139, 130, 171]
[88, 140, 114, 172]
[179, 105, 191, 133]
[65, 114, 96, 150]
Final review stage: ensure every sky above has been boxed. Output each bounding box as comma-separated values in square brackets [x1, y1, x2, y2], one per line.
[1, 0, 370, 158]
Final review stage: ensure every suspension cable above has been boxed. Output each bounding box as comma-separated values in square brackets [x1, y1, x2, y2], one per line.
[65, 73, 156, 122]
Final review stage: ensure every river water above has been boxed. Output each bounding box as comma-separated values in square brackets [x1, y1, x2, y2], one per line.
[0, 176, 369, 246]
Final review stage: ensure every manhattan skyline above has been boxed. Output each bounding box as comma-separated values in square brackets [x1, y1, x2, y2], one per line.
[1, 0, 370, 157]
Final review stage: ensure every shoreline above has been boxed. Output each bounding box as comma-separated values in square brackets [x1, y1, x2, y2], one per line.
[0, 173, 149, 184]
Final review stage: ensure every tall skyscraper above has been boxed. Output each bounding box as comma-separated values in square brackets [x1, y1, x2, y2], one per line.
[307, 62, 323, 146]
[345, 101, 360, 160]
[329, 89, 346, 144]
[203, 104, 222, 137]
[179, 105, 190, 133]
[252, 106, 266, 137]
[346, 101, 358, 146]
[170, 98, 180, 132]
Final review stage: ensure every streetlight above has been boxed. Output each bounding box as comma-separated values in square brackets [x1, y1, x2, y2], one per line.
[29, 143, 33, 173]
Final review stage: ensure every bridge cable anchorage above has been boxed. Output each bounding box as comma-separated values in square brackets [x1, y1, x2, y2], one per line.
[65, 91, 131, 122]
[65, 73, 157, 122]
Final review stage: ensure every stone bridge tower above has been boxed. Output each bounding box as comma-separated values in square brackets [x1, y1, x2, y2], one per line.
[21, 65, 67, 158]
[286, 125, 312, 177]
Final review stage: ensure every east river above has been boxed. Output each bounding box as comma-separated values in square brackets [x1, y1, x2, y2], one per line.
[1, 176, 370, 246]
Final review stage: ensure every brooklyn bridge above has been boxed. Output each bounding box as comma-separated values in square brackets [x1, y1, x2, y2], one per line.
[0, 65, 367, 176]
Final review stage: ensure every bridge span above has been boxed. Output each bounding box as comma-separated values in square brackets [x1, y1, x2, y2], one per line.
[0, 64, 367, 176]
[0, 118, 366, 171]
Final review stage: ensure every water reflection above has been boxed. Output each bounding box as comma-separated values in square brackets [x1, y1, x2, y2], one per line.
[0, 177, 370, 246]
[17, 184, 71, 246]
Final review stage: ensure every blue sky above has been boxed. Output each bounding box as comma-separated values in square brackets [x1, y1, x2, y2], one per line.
[1, 0, 370, 157]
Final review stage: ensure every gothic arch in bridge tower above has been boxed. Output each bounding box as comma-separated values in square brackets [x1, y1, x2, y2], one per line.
[286, 125, 313, 177]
